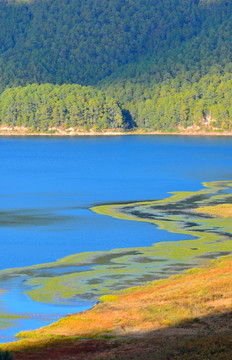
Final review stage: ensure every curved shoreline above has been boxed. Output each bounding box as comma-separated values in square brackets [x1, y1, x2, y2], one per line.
[0, 180, 231, 344]
[2, 254, 232, 360]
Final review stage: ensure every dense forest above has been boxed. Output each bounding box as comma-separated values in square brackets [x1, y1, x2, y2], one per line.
[0, 0, 232, 131]
[0, 84, 125, 131]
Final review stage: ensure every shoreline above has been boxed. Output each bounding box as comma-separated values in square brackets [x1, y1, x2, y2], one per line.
[1, 179, 230, 344]
[1, 180, 232, 355]
[3, 254, 232, 359]
[0, 127, 232, 137]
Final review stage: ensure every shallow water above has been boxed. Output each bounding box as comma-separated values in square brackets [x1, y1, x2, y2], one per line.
[0, 135, 232, 341]
[0, 276, 93, 342]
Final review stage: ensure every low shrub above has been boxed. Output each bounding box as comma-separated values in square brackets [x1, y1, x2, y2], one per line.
[0, 351, 13, 360]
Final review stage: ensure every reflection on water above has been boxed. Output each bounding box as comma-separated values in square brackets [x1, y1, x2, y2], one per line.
[0, 208, 73, 227]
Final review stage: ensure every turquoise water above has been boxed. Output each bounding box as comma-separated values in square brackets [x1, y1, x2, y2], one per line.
[0, 135, 232, 341]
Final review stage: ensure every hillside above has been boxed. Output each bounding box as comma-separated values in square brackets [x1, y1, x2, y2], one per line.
[1, 0, 232, 130]
[3, 255, 232, 359]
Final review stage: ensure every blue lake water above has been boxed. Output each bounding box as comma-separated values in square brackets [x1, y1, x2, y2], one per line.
[0, 135, 232, 341]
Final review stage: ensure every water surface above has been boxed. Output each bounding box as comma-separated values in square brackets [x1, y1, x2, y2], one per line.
[0, 135, 232, 341]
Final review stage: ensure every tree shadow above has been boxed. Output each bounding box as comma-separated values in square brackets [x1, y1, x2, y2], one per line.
[14, 311, 232, 360]
[122, 109, 137, 130]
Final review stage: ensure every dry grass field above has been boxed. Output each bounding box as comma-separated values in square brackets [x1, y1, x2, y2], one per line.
[196, 204, 232, 218]
[2, 254, 231, 360]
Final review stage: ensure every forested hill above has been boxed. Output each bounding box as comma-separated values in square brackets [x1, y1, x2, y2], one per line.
[1, 0, 232, 132]
[0, 0, 204, 88]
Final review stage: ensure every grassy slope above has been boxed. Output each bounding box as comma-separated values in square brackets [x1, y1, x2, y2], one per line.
[2, 255, 231, 359]
[2, 182, 232, 358]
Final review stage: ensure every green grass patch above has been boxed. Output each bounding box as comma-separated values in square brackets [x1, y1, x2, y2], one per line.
[1, 180, 232, 306]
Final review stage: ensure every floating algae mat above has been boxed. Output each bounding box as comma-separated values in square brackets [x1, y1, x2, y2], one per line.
[0, 180, 232, 306]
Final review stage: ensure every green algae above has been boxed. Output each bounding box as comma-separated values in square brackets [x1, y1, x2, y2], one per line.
[0, 290, 29, 330]
[0, 314, 30, 331]
[1, 180, 232, 305]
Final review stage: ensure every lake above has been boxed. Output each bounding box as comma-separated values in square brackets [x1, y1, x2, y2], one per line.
[0, 135, 232, 342]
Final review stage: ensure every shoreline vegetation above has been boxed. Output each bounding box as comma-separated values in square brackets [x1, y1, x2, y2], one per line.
[1, 125, 232, 136]
[0, 180, 231, 360]
[2, 255, 232, 359]
[0, 180, 231, 307]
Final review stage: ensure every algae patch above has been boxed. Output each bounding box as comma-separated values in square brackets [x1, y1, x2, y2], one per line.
[0, 180, 231, 304]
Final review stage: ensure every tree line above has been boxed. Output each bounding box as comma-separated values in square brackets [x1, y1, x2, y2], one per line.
[0, 0, 232, 131]
[0, 84, 125, 131]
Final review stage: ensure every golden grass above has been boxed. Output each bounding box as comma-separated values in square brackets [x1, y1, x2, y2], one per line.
[196, 204, 232, 218]
[4, 255, 232, 353]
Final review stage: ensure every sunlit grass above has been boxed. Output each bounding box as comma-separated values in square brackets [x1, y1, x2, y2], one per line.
[1, 255, 231, 353]
[196, 204, 232, 218]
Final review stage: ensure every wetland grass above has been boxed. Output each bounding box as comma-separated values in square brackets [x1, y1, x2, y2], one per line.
[1, 180, 232, 358]
[2, 255, 232, 360]
[6, 179, 232, 304]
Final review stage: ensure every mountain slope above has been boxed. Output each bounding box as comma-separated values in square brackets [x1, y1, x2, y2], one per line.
[0, 0, 232, 131]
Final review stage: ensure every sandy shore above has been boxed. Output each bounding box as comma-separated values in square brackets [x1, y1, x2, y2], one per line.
[0, 126, 232, 136]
